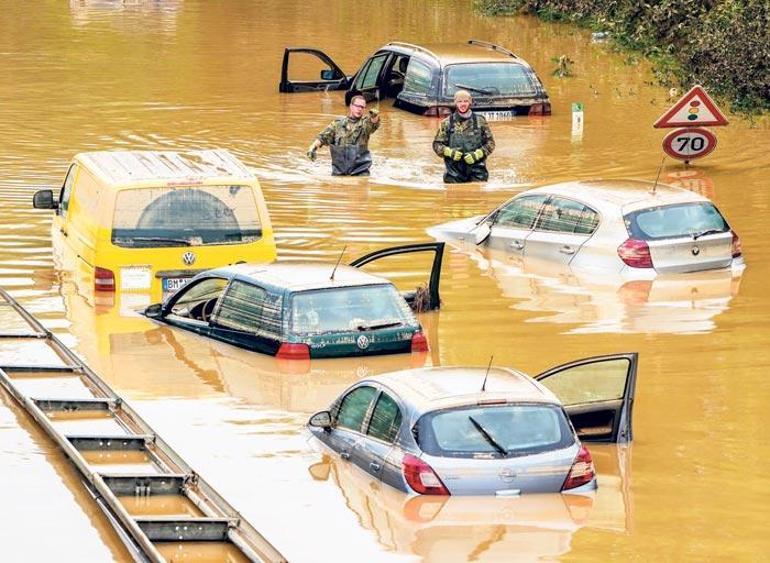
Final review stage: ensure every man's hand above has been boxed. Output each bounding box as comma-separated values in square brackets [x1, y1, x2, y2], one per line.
[463, 148, 485, 164]
[368, 108, 380, 123]
[307, 142, 318, 161]
[443, 147, 463, 161]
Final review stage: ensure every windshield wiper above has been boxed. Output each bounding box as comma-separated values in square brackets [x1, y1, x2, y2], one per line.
[692, 229, 725, 240]
[121, 236, 193, 247]
[357, 320, 403, 331]
[454, 83, 494, 96]
[468, 416, 507, 456]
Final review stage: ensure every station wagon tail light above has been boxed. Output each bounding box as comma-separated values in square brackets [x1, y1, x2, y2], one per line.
[276, 342, 310, 360]
[617, 238, 653, 268]
[731, 231, 742, 258]
[402, 454, 450, 495]
[561, 445, 595, 491]
[528, 102, 551, 116]
[94, 267, 115, 292]
[411, 332, 429, 353]
[425, 106, 452, 117]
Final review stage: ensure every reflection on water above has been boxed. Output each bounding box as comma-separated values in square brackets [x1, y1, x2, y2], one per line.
[1, 0, 769, 560]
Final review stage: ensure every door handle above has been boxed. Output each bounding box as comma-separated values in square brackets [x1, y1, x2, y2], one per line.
[559, 246, 575, 255]
[340, 451, 350, 460]
[369, 462, 381, 472]
[509, 240, 524, 249]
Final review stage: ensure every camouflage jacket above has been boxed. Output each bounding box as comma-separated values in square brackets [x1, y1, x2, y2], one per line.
[317, 115, 380, 147]
[432, 111, 496, 158]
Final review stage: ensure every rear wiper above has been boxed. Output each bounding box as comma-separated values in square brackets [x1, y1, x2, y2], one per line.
[468, 416, 507, 456]
[454, 83, 494, 96]
[692, 229, 725, 240]
[357, 320, 403, 331]
[122, 236, 192, 246]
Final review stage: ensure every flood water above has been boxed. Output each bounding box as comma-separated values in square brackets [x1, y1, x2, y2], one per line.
[1, 0, 769, 560]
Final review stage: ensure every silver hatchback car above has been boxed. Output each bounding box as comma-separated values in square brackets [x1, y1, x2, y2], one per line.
[308, 353, 637, 496]
[429, 179, 744, 277]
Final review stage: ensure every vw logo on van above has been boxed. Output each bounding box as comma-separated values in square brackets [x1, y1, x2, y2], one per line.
[182, 251, 196, 266]
[356, 335, 370, 350]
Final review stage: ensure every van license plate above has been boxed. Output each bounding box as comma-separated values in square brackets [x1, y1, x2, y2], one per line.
[480, 110, 514, 121]
[162, 277, 190, 295]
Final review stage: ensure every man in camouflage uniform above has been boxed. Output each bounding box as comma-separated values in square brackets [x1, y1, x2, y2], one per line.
[433, 90, 495, 183]
[307, 95, 380, 176]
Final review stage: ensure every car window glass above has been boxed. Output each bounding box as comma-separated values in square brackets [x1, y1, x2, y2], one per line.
[445, 63, 537, 97]
[419, 404, 574, 458]
[337, 386, 377, 432]
[214, 280, 282, 336]
[495, 195, 548, 229]
[402, 59, 432, 96]
[536, 197, 599, 234]
[538, 358, 630, 406]
[170, 278, 228, 319]
[625, 202, 728, 240]
[355, 53, 388, 90]
[60, 164, 77, 218]
[367, 393, 402, 443]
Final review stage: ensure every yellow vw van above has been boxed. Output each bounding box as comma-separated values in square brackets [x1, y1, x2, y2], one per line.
[33, 149, 276, 300]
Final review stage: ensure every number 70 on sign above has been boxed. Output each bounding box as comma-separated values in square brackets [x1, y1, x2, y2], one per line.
[662, 127, 717, 161]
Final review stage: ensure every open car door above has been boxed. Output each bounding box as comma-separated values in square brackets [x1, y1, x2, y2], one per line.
[349, 242, 444, 311]
[279, 48, 349, 93]
[535, 353, 638, 443]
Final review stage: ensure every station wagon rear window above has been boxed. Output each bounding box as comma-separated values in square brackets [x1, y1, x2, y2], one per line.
[112, 185, 262, 248]
[290, 284, 412, 334]
[625, 202, 729, 241]
[444, 63, 537, 97]
[417, 404, 574, 458]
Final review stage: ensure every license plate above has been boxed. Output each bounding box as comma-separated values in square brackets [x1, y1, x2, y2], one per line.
[480, 110, 514, 121]
[162, 277, 190, 295]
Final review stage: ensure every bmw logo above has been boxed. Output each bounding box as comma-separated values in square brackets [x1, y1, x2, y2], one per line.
[356, 335, 370, 350]
[691, 246, 700, 256]
[182, 251, 196, 266]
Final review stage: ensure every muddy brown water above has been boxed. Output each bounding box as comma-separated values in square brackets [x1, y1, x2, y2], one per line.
[1, 1, 769, 561]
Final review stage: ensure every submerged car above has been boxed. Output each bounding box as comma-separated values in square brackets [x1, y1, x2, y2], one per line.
[279, 39, 551, 118]
[144, 243, 443, 359]
[308, 353, 637, 495]
[429, 179, 744, 276]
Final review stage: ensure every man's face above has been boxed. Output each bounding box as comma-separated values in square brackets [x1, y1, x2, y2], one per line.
[456, 97, 471, 113]
[349, 98, 366, 118]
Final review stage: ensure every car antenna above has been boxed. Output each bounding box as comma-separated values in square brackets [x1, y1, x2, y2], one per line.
[330, 245, 347, 281]
[481, 355, 494, 392]
[651, 155, 666, 195]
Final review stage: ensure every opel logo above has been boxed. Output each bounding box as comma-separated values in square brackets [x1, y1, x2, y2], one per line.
[182, 251, 196, 266]
[499, 467, 516, 482]
[356, 335, 370, 350]
[691, 246, 700, 256]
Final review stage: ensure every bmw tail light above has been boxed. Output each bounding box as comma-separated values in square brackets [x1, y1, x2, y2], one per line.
[402, 453, 449, 495]
[94, 267, 115, 292]
[731, 231, 742, 258]
[561, 445, 595, 491]
[411, 332, 429, 353]
[617, 238, 653, 268]
[276, 342, 310, 360]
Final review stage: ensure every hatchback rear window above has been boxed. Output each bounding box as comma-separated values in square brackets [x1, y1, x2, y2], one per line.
[290, 284, 412, 334]
[416, 404, 574, 458]
[625, 202, 729, 241]
[445, 63, 537, 97]
[112, 185, 262, 248]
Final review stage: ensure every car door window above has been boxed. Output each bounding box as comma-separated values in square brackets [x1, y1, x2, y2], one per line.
[402, 59, 432, 97]
[535, 197, 599, 234]
[59, 164, 77, 218]
[337, 385, 378, 432]
[169, 277, 228, 321]
[366, 392, 402, 443]
[213, 279, 277, 335]
[495, 195, 548, 229]
[354, 53, 388, 91]
[539, 358, 630, 405]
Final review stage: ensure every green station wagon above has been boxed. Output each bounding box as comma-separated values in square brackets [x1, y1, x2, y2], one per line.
[144, 243, 443, 359]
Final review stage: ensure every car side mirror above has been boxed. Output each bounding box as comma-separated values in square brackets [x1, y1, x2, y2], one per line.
[320, 69, 336, 80]
[309, 410, 332, 429]
[33, 189, 58, 210]
[144, 303, 163, 318]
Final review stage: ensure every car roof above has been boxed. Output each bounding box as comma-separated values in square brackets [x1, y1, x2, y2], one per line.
[207, 262, 393, 292]
[384, 41, 526, 66]
[367, 366, 559, 415]
[521, 179, 710, 213]
[75, 149, 255, 187]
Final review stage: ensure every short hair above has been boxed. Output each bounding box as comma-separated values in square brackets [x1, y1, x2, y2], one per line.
[350, 94, 366, 106]
[453, 90, 472, 103]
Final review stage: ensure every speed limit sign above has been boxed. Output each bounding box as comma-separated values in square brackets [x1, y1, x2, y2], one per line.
[662, 127, 717, 161]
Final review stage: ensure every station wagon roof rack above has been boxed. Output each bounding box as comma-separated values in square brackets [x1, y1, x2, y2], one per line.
[468, 39, 519, 59]
[386, 42, 439, 60]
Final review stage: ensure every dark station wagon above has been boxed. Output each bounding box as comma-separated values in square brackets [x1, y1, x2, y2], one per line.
[279, 39, 551, 118]
[144, 243, 443, 360]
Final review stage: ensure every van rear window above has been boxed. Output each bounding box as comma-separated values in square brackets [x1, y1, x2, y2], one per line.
[624, 202, 729, 241]
[112, 185, 261, 248]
